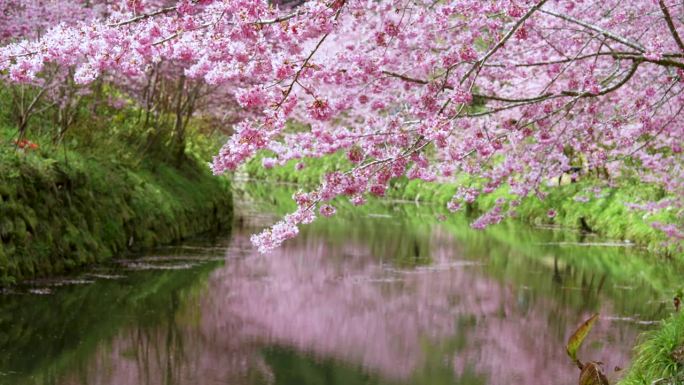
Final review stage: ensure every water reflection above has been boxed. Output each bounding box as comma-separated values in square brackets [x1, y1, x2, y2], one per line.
[0, 200, 675, 385]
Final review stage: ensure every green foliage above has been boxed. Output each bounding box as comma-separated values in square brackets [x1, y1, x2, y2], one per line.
[246, 152, 349, 185]
[390, 176, 678, 257]
[567, 314, 600, 365]
[565, 314, 598, 368]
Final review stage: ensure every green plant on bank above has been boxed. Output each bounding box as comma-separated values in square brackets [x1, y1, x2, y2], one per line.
[0, 90, 233, 285]
[619, 311, 684, 385]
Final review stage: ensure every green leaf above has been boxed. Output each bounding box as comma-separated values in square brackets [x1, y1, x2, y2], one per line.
[567, 313, 600, 364]
[579, 362, 609, 385]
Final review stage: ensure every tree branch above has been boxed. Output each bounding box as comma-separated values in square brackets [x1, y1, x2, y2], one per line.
[460, 0, 550, 84]
[108, 6, 178, 27]
[540, 9, 645, 52]
[658, 0, 684, 52]
[562, 61, 641, 97]
[382, 60, 641, 105]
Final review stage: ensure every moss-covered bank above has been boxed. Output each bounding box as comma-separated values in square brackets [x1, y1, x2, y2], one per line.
[0, 149, 232, 285]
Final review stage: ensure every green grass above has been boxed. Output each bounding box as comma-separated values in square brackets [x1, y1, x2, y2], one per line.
[245, 152, 349, 185]
[619, 312, 684, 385]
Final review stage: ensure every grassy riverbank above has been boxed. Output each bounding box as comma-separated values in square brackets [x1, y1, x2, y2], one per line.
[0, 107, 233, 284]
[0, 145, 232, 285]
[246, 154, 680, 257]
[245, 154, 684, 384]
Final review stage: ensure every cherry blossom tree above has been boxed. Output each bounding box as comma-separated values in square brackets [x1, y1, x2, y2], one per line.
[0, 0, 107, 140]
[1, 0, 683, 251]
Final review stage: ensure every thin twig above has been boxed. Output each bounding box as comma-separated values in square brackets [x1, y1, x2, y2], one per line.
[540, 9, 645, 52]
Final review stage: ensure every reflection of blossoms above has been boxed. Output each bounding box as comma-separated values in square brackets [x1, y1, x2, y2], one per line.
[209, 229, 636, 385]
[56, 218, 646, 385]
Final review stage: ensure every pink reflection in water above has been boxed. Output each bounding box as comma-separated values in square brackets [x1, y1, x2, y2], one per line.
[62, 226, 641, 385]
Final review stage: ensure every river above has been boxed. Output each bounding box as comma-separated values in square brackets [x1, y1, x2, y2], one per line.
[0, 184, 678, 385]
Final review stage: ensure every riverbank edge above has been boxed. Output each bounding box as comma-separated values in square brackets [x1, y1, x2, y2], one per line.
[0, 152, 233, 285]
[244, 156, 684, 384]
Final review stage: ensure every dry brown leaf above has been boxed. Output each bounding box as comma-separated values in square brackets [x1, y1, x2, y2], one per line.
[579, 362, 609, 385]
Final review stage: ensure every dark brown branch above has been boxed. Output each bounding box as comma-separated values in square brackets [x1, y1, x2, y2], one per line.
[484, 51, 684, 68]
[382, 61, 640, 105]
[382, 70, 555, 103]
[659, 0, 684, 52]
[562, 61, 640, 97]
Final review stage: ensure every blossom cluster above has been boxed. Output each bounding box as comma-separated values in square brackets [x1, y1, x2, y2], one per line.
[2, 0, 684, 250]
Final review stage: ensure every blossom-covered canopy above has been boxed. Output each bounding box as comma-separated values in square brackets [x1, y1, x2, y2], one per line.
[2, 0, 683, 251]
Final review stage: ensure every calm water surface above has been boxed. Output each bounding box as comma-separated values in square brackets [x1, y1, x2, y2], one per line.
[0, 187, 678, 385]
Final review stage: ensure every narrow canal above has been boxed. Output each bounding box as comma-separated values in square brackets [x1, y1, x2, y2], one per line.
[0, 184, 678, 385]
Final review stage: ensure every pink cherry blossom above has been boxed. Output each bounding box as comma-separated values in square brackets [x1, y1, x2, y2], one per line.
[319, 204, 336, 217]
[1, 0, 683, 250]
